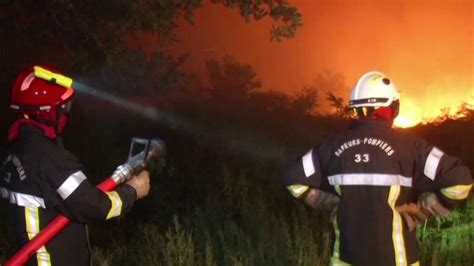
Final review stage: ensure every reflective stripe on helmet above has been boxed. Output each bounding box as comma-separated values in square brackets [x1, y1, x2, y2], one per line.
[34, 66, 73, 88]
[349, 97, 390, 106]
[20, 72, 35, 91]
[10, 104, 51, 112]
[349, 71, 400, 108]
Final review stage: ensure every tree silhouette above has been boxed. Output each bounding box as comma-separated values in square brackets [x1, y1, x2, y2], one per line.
[326, 92, 353, 118]
[456, 101, 474, 121]
[291, 86, 319, 116]
[0, 1, 301, 71]
[206, 56, 262, 100]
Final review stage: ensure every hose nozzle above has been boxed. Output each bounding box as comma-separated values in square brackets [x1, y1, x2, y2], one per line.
[111, 137, 166, 184]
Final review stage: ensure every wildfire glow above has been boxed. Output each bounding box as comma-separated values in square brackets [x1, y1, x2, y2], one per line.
[394, 115, 419, 128]
[165, 1, 472, 127]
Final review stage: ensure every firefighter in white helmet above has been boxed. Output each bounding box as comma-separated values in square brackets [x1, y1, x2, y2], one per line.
[283, 71, 472, 265]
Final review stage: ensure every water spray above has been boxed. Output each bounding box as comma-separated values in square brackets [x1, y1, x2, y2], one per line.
[73, 80, 287, 161]
[32, 66, 286, 160]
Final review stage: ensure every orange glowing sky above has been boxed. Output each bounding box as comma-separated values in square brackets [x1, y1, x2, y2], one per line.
[164, 0, 473, 127]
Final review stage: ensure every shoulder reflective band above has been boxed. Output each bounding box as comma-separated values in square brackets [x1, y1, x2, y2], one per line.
[34, 66, 73, 88]
[287, 184, 309, 198]
[328, 174, 412, 187]
[57, 171, 87, 200]
[441, 184, 472, 200]
[105, 191, 123, 219]
[0, 187, 46, 208]
[302, 149, 315, 177]
[424, 147, 444, 180]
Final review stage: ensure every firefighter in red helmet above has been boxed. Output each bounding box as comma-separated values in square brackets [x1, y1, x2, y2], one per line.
[0, 65, 151, 266]
[283, 71, 472, 265]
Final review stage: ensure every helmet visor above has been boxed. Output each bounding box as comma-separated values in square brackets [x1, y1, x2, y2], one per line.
[60, 100, 73, 113]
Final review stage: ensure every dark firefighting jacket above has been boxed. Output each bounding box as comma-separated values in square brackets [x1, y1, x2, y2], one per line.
[283, 119, 472, 266]
[0, 125, 138, 266]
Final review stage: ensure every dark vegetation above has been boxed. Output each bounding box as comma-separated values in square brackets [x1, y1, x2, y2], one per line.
[0, 1, 473, 265]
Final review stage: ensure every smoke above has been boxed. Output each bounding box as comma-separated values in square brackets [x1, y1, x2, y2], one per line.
[73, 80, 287, 161]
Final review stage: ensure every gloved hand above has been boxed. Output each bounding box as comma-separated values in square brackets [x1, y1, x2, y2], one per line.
[126, 170, 150, 199]
[419, 192, 451, 217]
[395, 202, 430, 231]
[303, 188, 340, 215]
[396, 193, 451, 231]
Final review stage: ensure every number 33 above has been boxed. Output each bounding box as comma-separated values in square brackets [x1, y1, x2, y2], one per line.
[354, 153, 370, 163]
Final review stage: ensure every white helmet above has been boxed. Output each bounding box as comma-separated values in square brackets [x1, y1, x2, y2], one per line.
[349, 71, 400, 108]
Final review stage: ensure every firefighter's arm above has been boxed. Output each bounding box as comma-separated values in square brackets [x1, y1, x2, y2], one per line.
[40, 149, 148, 223]
[417, 145, 472, 209]
[55, 170, 140, 223]
[398, 141, 473, 230]
[287, 185, 339, 212]
[283, 148, 339, 212]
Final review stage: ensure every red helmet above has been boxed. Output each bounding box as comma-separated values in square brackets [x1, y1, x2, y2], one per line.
[10, 65, 74, 121]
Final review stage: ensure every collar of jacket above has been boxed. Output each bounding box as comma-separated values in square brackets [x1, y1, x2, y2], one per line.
[350, 118, 393, 129]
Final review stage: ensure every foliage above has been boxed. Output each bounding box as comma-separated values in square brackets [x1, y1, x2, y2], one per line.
[424, 100, 474, 124]
[455, 101, 474, 121]
[211, 0, 302, 41]
[418, 196, 474, 265]
[206, 56, 262, 99]
[326, 92, 353, 119]
[0, 0, 301, 71]
[291, 86, 319, 116]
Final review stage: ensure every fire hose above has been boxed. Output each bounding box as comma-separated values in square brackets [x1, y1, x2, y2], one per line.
[4, 138, 166, 266]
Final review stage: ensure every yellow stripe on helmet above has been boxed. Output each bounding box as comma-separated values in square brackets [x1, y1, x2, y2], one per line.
[34, 66, 73, 88]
